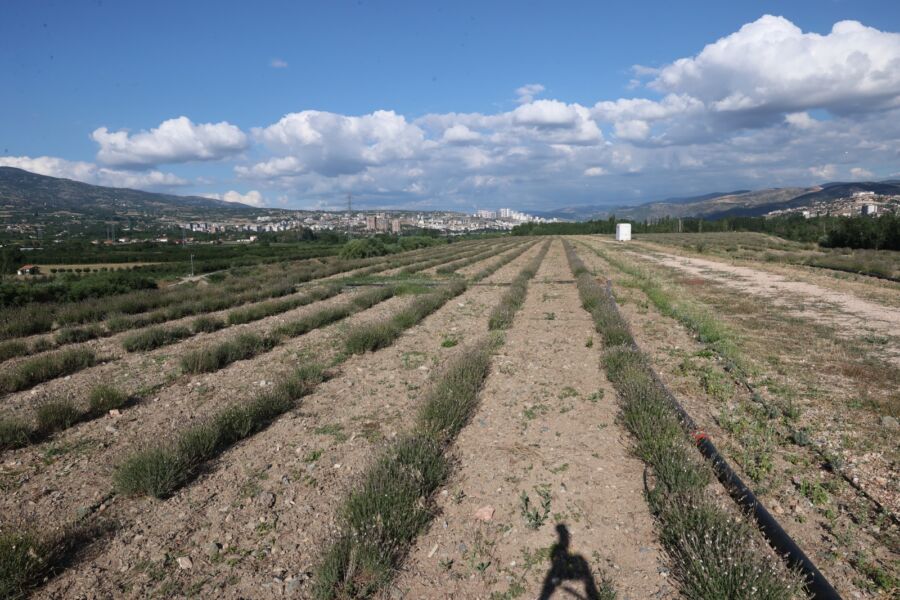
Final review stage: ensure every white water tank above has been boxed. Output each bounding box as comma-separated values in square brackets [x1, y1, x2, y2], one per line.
[615, 223, 632, 241]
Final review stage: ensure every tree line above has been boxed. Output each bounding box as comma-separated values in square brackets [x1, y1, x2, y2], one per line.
[512, 213, 900, 250]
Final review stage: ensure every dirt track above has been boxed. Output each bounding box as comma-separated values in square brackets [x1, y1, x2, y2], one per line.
[614, 242, 900, 365]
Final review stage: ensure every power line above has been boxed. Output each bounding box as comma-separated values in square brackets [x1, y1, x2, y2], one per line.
[346, 193, 352, 238]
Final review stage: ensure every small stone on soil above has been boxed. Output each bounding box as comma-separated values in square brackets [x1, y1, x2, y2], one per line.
[473, 505, 495, 521]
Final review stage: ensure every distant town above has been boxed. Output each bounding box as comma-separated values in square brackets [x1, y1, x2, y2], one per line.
[765, 190, 900, 219]
[174, 208, 562, 241]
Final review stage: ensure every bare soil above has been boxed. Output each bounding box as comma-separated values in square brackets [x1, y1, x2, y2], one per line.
[615, 242, 900, 366]
[36, 242, 544, 599]
[576, 236, 899, 598]
[390, 240, 671, 599]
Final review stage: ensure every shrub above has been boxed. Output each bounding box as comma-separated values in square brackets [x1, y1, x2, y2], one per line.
[105, 315, 136, 333]
[0, 531, 51, 600]
[226, 283, 342, 325]
[88, 384, 128, 414]
[344, 321, 402, 355]
[487, 241, 549, 330]
[273, 286, 394, 340]
[344, 282, 465, 355]
[315, 435, 448, 599]
[116, 364, 324, 497]
[562, 240, 801, 598]
[55, 325, 103, 345]
[0, 340, 28, 362]
[470, 242, 537, 282]
[180, 333, 277, 374]
[418, 337, 497, 441]
[0, 347, 96, 393]
[0, 306, 53, 339]
[191, 315, 225, 333]
[340, 238, 389, 259]
[0, 418, 32, 450]
[314, 338, 494, 598]
[274, 305, 353, 339]
[121, 325, 192, 352]
[30, 338, 52, 353]
[113, 447, 187, 498]
[35, 398, 79, 433]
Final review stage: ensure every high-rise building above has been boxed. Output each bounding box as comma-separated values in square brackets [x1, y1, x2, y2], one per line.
[391, 218, 401, 234]
[366, 215, 377, 231]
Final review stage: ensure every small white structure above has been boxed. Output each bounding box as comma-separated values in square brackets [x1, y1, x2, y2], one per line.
[615, 223, 632, 241]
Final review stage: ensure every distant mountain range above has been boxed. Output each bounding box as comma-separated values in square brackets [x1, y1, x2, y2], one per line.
[538, 182, 900, 221]
[2, 167, 899, 224]
[0, 167, 258, 219]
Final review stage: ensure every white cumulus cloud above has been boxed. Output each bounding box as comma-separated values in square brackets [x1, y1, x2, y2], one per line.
[442, 124, 481, 144]
[24, 14, 893, 210]
[515, 83, 545, 104]
[92, 116, 248, 167]
[204, 190, 266, 207]
[651, 15, 900, 116]
[248, 109, 427, 177]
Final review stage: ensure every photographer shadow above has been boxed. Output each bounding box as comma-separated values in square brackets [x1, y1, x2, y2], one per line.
[538, 524, 602, 600]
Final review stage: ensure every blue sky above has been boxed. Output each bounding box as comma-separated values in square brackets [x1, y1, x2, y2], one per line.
[2, 0, 900, 211]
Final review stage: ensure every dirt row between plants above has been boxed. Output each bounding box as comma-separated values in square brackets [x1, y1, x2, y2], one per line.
[574, 237, 896, 598]
[37, 242, 546, 599]
[614, 240, 900, 367]
[417, 241, 521, 278]
[378, 240, 518, 278]
[390, 240, 670, 600]
[637, 238, 900, 311]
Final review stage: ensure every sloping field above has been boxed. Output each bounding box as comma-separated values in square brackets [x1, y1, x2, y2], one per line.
[1, 235, 896, 599]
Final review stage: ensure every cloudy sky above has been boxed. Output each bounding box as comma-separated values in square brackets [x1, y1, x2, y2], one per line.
[2, 1, 899, 211]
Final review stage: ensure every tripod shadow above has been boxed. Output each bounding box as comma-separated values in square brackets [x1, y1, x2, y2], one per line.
[538, 524, 602, 600]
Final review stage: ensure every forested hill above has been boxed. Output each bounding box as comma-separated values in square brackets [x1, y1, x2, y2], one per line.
[0, 167, 257, 218]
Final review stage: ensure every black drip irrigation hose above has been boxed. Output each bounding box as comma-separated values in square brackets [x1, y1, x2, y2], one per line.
[603, 280, 842, 600]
